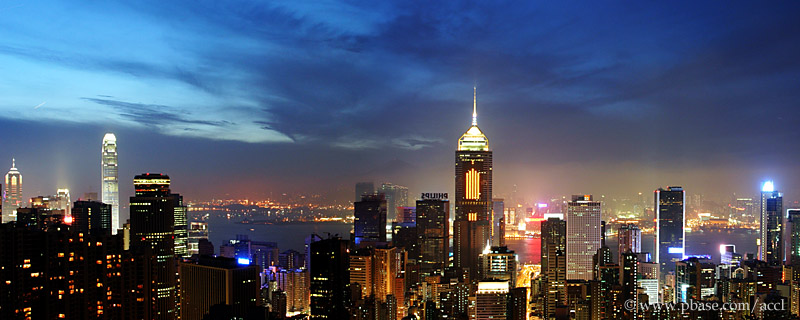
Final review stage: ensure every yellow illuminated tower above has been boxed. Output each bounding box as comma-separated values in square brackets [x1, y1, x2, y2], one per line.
[454, 88, 493, 280]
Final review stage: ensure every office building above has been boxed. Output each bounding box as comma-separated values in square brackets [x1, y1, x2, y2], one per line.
[507, 287, 527, 320]
[3, 158, 22, 222]
[174, 194, 188, 259]
[618, 223, 641, 259]
[759, 181, 783, 265]
[129, 173, 179, 319]
[788, 209, 800, 265]
[675, 257, 716, 302]
[476, 281, 509, 320]
[0, 222, 125, 319]
[309, 237, 350, 320]
[179, 256, 261, 320]
[354, 194, 387, 245]
[380, 182, 408, 221]
[273, 267, 308, 313]
[71, 200, 112, 234]
[355, 182, 375, 203]
[479, 246, 517, 284]
[656, 186, 685, 276]
[188, 221, 209, 256]
[416, 196, 449, 278]
[102, 133, 120, 234]
[454, 88, 493, 279]
[566, 195, 601, 281]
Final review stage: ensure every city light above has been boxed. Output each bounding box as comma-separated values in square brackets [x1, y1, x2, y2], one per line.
[762, 180, 775, 192]
[236, 258, 250, 265]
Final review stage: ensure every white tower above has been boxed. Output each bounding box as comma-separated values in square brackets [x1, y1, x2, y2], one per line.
[102, 133, 119, 234]
[3, 158, 23, 222]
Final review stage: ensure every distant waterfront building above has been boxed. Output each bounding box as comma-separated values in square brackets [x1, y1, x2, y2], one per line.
[309, 237, 350, 320]
[759, 181, 783, 265]
[454, 88, 493, 280]
[492, 198, 505, 246]
[618, 224, 641, 262]
[566, 195, 601, 281]
[416, 196, 449, 278]
[655, 186, 685, 276]
[102, 133, 119, 234]
[354, 194, 387, 245]
[380, 182, 408, 221]
[355, 182, 375, 203]
[71, 200, 112, 234]
[179, 256, 261, 320]
[3, 158, 22, 222]
[188, 221, 209, 256]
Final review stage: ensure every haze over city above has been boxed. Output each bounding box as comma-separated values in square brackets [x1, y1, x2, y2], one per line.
[2, 1, 800, 206]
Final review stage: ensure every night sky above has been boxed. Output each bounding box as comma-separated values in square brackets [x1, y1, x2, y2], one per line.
[2, 1, 800, 217]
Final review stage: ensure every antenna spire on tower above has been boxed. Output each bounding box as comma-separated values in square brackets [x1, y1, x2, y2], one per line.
[11, 158, 15, 168]
[472, 86, 477, 126]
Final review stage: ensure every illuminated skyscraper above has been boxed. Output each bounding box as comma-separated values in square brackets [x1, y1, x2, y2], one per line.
[416, 197, 449, 278]
[3, 158, 22, 222]
[129, 173, 178, 319]
[454, 88, 492, 279]
[565, 195, 601, 281]
[759, 181, 783, 265]
[102, 133, 119, 234]
[655, 186, 685, 276]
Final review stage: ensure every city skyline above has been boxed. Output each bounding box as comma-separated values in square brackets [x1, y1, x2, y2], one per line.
[1, 1, 800, 204]
[3, 2, 800, 319]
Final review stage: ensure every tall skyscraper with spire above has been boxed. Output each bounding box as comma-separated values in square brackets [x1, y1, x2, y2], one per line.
[3, 158, 22, 222]
[102, 133, 119, 234]
[454, 88, 493, 279]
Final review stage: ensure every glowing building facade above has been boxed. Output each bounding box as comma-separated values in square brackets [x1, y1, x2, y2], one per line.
[3, 158, 22, 222]
[454, 88, 493, 279]
[102, 133, 120, 234]
[565, 195, 601, 281]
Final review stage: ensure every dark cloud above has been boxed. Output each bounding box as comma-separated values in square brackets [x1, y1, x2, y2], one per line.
[1, 1, 800, 203]
[81, 97, 230, 127]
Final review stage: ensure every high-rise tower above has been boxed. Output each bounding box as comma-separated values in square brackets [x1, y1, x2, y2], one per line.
[759, 181, 783, 265]
[102, 133, 119, 234]
[655, 186, 685, 276]
[129, 173, 179, 319]
[565, 195, 601, 281]
[3, 158, 22, 222]
[454, 87, 493, 280]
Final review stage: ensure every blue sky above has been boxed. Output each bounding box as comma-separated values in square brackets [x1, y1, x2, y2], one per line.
[1, 1, 799, 210]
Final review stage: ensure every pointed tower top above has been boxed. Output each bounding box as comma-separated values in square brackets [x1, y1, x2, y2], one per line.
[472, 86, 477, 126]
[11, 158, 15, 169]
